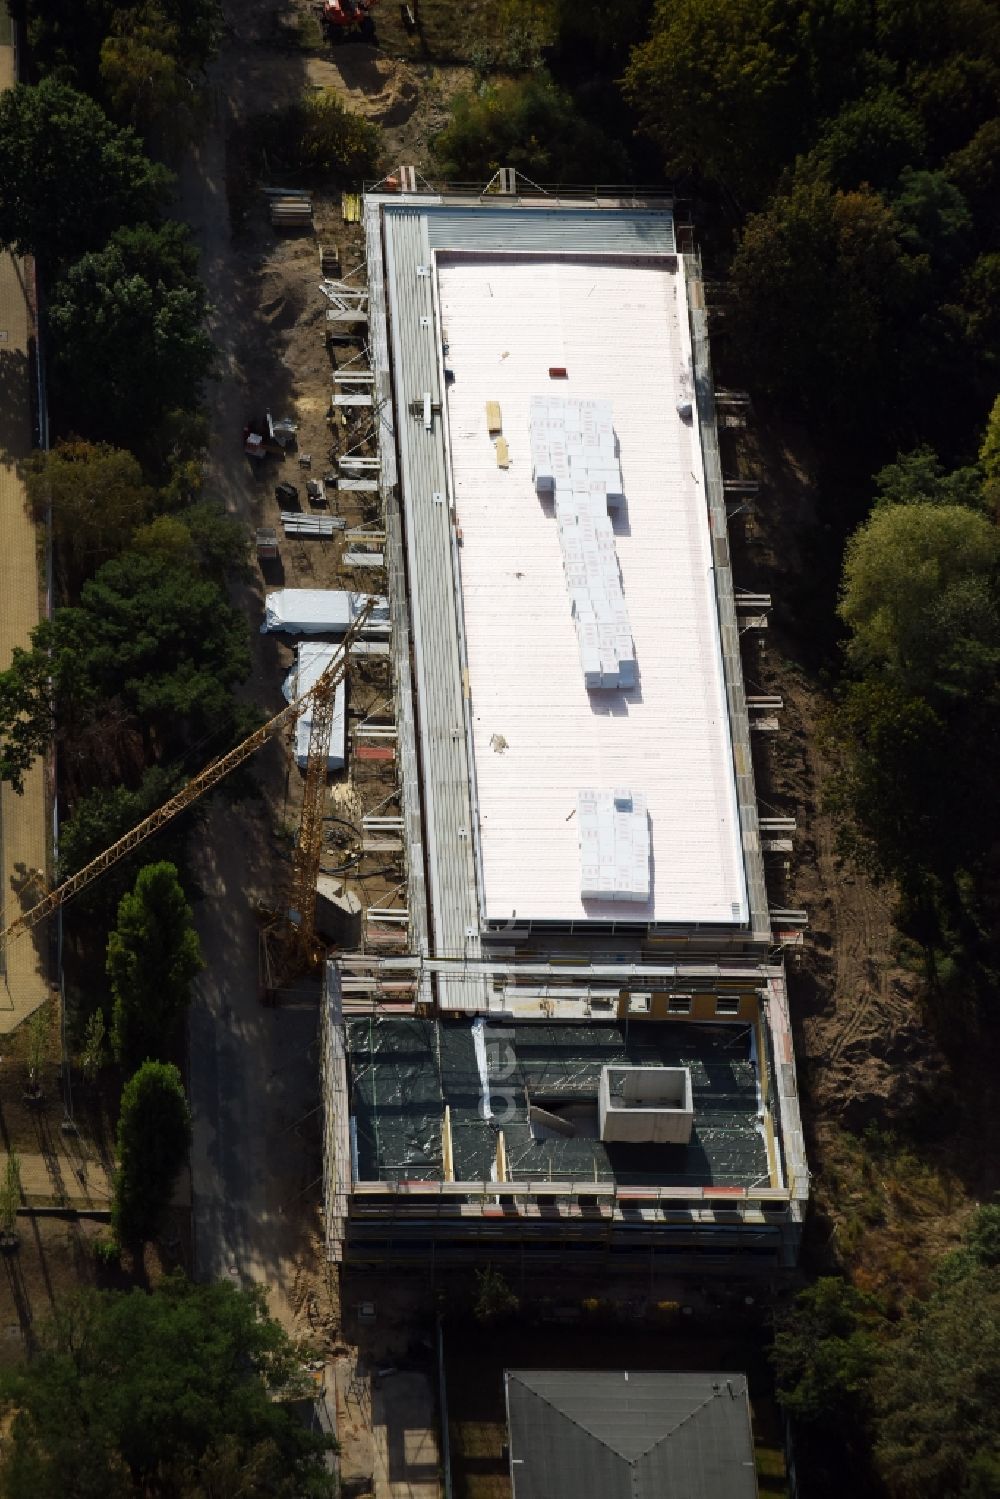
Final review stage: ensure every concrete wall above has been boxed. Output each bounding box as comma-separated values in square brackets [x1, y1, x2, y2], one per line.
[620, 989, 755, 1025]
[598, 1066, 694, 1144]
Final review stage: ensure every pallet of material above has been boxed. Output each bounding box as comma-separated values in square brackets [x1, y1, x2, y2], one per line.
[333, 371, 375, 385]
[345, 524, 386, 540]
[485, 400, 502, 435]
[331, 392, 373, 408]
[319, 244, 340, 277]
[362, 925, 409, 949]
[270, 194, 313, 228]
[337, 476, 379, 491]
[354, 743, 395, 762]
[339, 457, 380, 472]
[342, 193, 362, 223]
[281, 512, 345, 537]
[344, 550, 386, 568]
[326, 307, 368, 325]
[349, 639, 390, 657]
[495, 436, 510, 468]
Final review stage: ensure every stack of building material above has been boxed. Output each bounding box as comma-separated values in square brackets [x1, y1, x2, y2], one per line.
[530, 395, 623, 507]
[261, 588, 389, 637]
[529, 396, 634, 689]
[282, 643, 346, 770]
[577, 789, 650, 903]
[266, 189, 313, 229]
[280, 512, 344, 537]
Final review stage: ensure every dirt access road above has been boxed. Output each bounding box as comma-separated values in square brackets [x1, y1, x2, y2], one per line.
[178, 0, 463, 1337]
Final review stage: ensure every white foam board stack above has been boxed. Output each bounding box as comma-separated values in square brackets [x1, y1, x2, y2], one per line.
[281, 642, 347, 770]
[529, 396, 635, 689]
[578, 788, 650, 903]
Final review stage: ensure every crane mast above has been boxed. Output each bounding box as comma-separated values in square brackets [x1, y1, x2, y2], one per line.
[0, 599, 376, 958]
[288, 644, 342, 963]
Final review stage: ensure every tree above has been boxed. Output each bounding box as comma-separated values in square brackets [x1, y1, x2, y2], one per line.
[79, 1009, 107, 1085]
[131, 504, 251, 586]
[0, 79, 169, 267]
[0, 1154, 22, 1243]
[838, 501, 1000, 690]
[937, 1202, 1000, 1284]
[0, 1276, 335, 1498]
[946, 117, 1000, 243]
[872, 446, 985, 514]
[99, 4, 189, 136]
[26, 1004, 50, 1098]
[728, 176, 924, 423]
[891, 168, 973, 269]
[473, 1264, 519, 1323]
[23, 442, 155, 595]
[48, 222, 214, 444]
[623, 0, 800, 202]
[0, 647, 58, 794]
[873, 1266, 1000, 1496]
[287, 92, 382, 180]
[825, 681, 954, 890]
[0, 549, 251, 792]
[432, 72, 628, 184]
[108, 862, 202, 1070]
[772, 1277, 881, 1431]
[112, 1061, 191, 1245]
[58, 765, 197, 938]
[22, 0, 222, 99]
[807, 87, 926, 193]
[981, 394, 1000, 487]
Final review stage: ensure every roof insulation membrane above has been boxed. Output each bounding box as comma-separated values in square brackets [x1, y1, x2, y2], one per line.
[346, 1018, 769, 1189]
[436, 254, 748, 927]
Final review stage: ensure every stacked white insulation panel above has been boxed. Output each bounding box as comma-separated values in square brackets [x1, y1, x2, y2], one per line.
[529, 396, 635, 690]
[578, 789, 650, 903]
[261, 588, 389, 637]
[282, 643, 346, 770]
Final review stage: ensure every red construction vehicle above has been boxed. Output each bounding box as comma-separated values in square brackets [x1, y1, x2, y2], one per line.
[320, 0, 377, 41]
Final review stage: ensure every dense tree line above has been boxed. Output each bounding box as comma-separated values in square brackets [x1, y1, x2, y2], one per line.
[0, 9, 246, 1259]
[773, 1206, 1000, 1495]
[827, 401, 1000, 1002]
[12, 0, 221, 139]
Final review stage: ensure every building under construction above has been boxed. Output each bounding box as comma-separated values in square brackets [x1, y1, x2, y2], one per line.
[321, 184, 808, 1272]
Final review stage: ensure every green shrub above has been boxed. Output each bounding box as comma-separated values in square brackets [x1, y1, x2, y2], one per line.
[249, 92, 382, 184]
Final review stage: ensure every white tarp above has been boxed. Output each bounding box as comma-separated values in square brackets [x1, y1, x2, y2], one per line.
[282, 643, 346, 770]
[261, 588, 389, 636]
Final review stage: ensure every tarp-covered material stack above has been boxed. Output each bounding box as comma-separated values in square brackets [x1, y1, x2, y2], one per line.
[261, 588, 389, 636]
[282, 642, 347, 770]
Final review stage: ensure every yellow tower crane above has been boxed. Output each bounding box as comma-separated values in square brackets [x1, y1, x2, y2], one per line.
[0, 598, 376, 966]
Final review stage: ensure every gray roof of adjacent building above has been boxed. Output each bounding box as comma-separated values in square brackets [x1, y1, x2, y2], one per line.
[505, 1369, 758, 1499]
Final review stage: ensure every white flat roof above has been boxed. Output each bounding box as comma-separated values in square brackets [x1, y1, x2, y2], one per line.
[436, 254, 748, 926]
